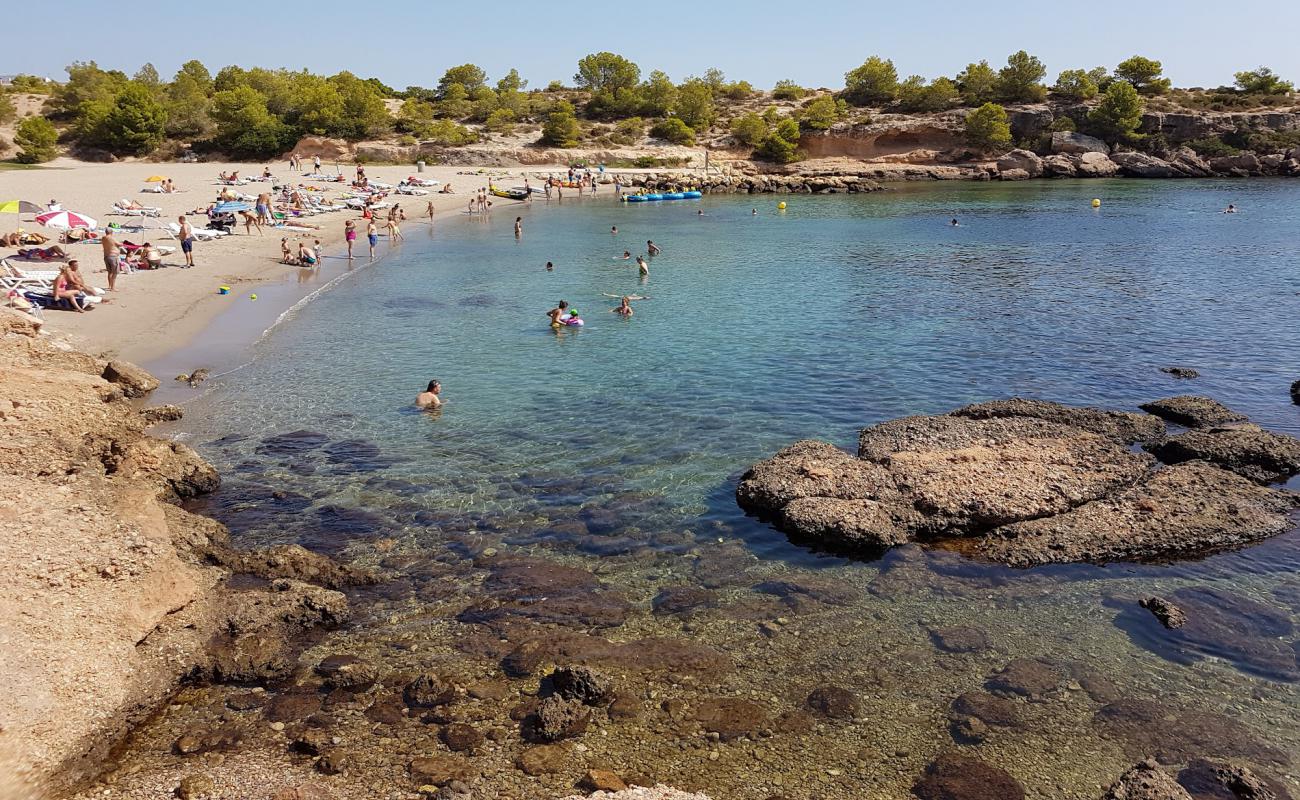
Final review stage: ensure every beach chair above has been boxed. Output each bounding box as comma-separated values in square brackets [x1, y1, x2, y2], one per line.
[111, 201, 162, 217]
[1, 259, 58, 291]
[164, 222, 226, 241]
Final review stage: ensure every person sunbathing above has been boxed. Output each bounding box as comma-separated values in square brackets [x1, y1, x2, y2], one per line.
[16, 245, 68, 260]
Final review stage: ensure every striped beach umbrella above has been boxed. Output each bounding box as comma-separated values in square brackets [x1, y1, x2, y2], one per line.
[35, 209, 98, 230]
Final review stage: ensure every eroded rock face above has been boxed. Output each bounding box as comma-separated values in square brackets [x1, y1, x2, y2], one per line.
[1149, 426, 1300, 485]
[738, 399, 1298, 566]
[1111, 152, 1179, 178]
[1139, 396, 1248, 429]
[1052, 131, 1109, 155]
[996, 149, 1045, 177]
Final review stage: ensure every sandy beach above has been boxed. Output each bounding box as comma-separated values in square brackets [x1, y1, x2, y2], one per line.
[1, 158, 568, 363]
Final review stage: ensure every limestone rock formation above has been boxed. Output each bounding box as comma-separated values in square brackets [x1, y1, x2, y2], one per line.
[1076, 151, 1121, 177]
[1051, 131, 1110, 155]
[997, 149, 1045, 178]
[1139, 396, 1249, 429]
[737, 398, 1298, 566]
[1111, 152, 1179, 178]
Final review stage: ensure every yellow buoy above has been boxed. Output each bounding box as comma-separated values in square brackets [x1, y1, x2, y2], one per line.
[249, 294, 258, 301]
[1091, 198, 1101, 208]
[777, 202, 787, 210]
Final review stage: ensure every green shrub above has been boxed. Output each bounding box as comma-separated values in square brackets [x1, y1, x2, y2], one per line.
[756, 118, 802, 163]
[956, 61, 998, 105]
[14, 116, 59, 163]
[896, 76, 958, 112]
[1089, 80, 1145, 143]
[800, 95, 841, 129]
[996, 51, 1047, 103]
[772, 80, 807, 100]
[674, 80, 716, 130]
[844, 56, 898, 105]
[1052, 69, 1099, 101]
[607, 116, 644, 145]
[964, 103, 1012, 151]
[97, 83, 167, 155]
[1115, 56, 1171, 95]
[422, 119, 477, 146]
[540, 103, 581, 147]
[1234, 67, 1294, 95]
[485, 108, 516, 134]
[730, 112, 768, 146]
[650, 117, 695, 145]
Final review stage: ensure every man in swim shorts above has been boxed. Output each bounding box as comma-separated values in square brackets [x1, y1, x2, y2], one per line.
[367, 220, 379, 259]
[101, 229, 120, 291]
[178, 216, 195, 268]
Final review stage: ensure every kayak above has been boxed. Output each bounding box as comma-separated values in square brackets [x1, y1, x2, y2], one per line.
[489, 186, 529, 201]
[622, 191, 702, 202]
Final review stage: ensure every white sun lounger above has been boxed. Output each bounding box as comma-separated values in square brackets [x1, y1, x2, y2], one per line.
[2, 259, 58, 291]
[164, 222, 227, 241]
[111, 204, 162, 217]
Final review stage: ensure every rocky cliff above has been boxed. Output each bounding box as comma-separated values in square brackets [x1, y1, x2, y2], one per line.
[0, 309, 367, 799]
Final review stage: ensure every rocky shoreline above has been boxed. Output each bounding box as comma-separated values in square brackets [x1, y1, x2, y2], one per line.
[0, 309, 370, 799]
[737, 397, 1300, 566]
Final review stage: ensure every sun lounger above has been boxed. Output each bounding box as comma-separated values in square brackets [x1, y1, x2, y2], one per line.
[164, 223, 227, 241]
[396, 186, 430, 195]
[2, 259, 59, 291]
[111, 203, 162, 217]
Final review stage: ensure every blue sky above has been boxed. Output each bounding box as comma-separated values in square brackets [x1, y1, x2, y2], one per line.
[7, 0, 1297, 91]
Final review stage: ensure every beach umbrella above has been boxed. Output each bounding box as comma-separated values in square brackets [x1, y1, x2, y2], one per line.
[144, 175, 168, 182]
[35, 209, 97, 230]
[213, 201, 252, 214]
[0, 200, 43, 215]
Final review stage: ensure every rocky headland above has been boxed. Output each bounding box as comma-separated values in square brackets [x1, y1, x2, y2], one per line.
[0, 309, 369, 799]
[737, 397, 1300, 566]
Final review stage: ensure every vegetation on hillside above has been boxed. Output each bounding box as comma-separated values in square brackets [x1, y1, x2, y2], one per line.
[2, 53, 1293, 164]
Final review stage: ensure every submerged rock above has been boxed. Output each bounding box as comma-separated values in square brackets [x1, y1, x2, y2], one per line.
[947, 691, 1021, 742]
[805, 685, 859, 719]
[1290, 380, 1300, 406]
[1139, 597, 1187, 629]
[548, 665, 615, 707]
[1176, 758, 1292, 800]
[912, 752, 1025, 800]
[1139, 397, 1249, 429]
[524, 696, 591, 742]
[689, 697, 769, 741]
[1104, 759, 1193, 800]
[1160, 367, 1200, 379]
[985, 658, 1062, 700]
[929, 625, 992, 654]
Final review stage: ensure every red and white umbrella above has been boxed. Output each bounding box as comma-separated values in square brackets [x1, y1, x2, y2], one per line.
[35, 209, 97, 230]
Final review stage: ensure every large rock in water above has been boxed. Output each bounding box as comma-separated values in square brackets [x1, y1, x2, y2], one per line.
[736, 399, 1300, 566]
[1051, 131, 1109, 155]
[1110, 152, 1179, 178]
[996, 149, 1044, 178]
[1076, 151, 1121, 177]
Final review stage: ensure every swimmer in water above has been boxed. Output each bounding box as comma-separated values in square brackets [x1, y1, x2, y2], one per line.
[416, 379, 442, 409]
[636, 256, 649, 277]
[612, 296, 633, 317]
[950, 218, 959, 226]
[647, 240, 661, 256]
[751, 208, 758, 215]
[618, 251, 631, 260]
[611, 225, 618, 235]
[546, 261, 554, 271]
[515, 217, 523, 237]
[1224, 204, 1237, 213]
[697, 209, 704, 216]
[547, 300, 569, 328]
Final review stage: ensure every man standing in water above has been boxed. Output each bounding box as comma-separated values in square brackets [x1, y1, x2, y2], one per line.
[367, 219, 379, 259]
[416, 379, 442, 409]
[515, 217, 523, 238]
[636, 256, 649, 277]
[647, 240, 661, 256]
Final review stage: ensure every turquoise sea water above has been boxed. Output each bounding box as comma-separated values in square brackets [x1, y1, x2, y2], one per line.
[165, 179, 1300, 798]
